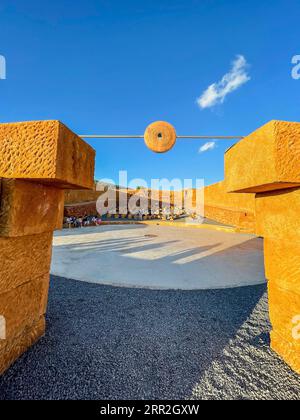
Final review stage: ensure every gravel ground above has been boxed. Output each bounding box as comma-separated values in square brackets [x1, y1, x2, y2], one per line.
[0, 276, 300, 400]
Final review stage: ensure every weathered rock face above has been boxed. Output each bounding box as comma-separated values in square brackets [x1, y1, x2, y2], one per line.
[225, 120, 300, 374]
[268, 282, 300, 374]
[64, 184, 100, 205]
[0, 317, 45, 375]
[259, 190, 300, 374]
[264, 238, 300, 294]
[202, 181, 256, 232]
[256, 188, 300, 239]
[0, 275, 49, 349]
[0, 179, 64, 237]
[225, 121, 300, 193]
[0, 120, 95, 189]
[0, 120, 95, 374]
[0, 233, 53, 294]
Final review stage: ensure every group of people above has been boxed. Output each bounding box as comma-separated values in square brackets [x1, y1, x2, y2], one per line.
[64, 216, 102, 229]
[64, 208, 187, 230]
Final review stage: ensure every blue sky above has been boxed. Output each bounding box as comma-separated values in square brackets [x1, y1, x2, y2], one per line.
[1, 0, 300, 187]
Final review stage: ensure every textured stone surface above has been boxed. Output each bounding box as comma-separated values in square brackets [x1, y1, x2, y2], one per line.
[204, 181, 256, 212]
[0, 120, 95, 376]
[256, 188, 300, 239]
[65, 185, 101, 205]
[144, 121, 177, 153]
[0, 275, 49, 346]
[225, 121, 300, 193]
[223, 121, 300, 376]
[0, 316, 45, 375]
[64, 201, 98, 218]
[255, 188, 300, 374]
[0, 121, 95, 190]
[0, 179, 64, 237]
[204, 205, 255, 233]
[264, 238, 300, 294]
[268, 281, 300, 346]
[202, 181, 256, 232]
[271, 330, 300, 375]
[0, 233, 53, 294]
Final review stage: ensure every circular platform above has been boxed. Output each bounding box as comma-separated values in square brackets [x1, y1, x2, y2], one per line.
[51, 224, 266, 290]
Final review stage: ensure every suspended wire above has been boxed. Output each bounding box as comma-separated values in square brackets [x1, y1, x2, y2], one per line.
[79, 135, 244, 140]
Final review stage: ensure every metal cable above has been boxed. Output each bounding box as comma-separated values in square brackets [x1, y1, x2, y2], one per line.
[79, 135, 244, 140]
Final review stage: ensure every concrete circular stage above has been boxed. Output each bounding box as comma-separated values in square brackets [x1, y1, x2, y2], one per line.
[51, 224, 266, 290]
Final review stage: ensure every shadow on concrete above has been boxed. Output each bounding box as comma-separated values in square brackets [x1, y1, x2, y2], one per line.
[52, 224, 264, 290]
[55, 235, 219, 260]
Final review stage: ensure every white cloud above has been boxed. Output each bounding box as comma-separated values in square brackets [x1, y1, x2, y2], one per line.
[197, 55, 250, 109]
[199, 142, 216, 153]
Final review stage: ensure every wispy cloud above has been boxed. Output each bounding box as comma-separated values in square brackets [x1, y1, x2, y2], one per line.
[197, 55, 250, 109]
[199, 142, 216, 153]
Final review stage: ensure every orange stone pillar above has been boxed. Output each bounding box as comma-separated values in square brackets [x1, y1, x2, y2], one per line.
[225, 120, 300, 373]
[0, 121, 95, 374]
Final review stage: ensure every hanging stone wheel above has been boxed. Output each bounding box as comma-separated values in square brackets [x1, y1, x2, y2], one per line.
[144, 121, 177, 153]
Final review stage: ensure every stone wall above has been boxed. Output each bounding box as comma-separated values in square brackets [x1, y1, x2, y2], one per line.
[64, 188, 180, 218]
[0, 121, 95, 374]
[225, 120, 300, 374]
[64, 182, 256, 232]
[202, 181, 256, 232]
[64, 184, 101, 205]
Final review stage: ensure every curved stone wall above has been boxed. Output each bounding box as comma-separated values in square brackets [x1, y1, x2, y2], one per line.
[203, 181, 256, 232]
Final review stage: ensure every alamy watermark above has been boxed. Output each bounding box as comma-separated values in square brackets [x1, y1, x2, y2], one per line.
[292, 315, 300, 340]
[95, 171, 205, 223]
[291, 55, 300, 80]
[0, 315, 6, 340]
[0, 55, 6, 80]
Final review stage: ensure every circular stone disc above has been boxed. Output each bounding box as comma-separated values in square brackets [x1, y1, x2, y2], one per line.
[144, 121, 177, 153]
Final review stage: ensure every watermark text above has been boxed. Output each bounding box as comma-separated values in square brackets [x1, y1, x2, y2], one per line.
[292, 315, 300, 340]
[0, 315, 6, 340]
[291, 55, 300, 80]
[0, 55, 6, 80]
[95, 171, 204, 223]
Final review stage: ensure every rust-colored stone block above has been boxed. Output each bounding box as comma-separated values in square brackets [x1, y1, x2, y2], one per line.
[200, 181, 256, 232]
[0, 275, 49, 346]
[0, 179, 64, 237]
[271, 330, 300, 375]
[264, 238, 300, 293]
[204, 204, 255, 233]
[255, 188, 300, 239]
[204, 181, 256, 212]
[225, 121, 300, 193]
[0, 120, 95, 375]
[222, 120, 300, 376]
[0, 121, 95, 190]
[65, 201, 97, 218]
[0, 316, 45, 375]
[0, 233, 53, 294]
[268, 281, 300, 346]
